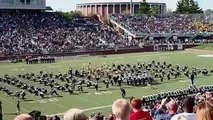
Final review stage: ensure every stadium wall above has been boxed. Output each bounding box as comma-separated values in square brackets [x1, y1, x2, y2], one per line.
[0, 45, 197, 61]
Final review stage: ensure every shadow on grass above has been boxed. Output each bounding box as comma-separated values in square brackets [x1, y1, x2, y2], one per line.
[151, 82, 163, 86]
[4, 113, 17, 115]
[83, 91, 89, 93]
[98, 89, 107, 92]
[72, 92, 80, 95]
[42, 96, 51, 99]
[23, 99, 34, 102]
[202, 74, 212, 76]
[120, 86, 133, 89]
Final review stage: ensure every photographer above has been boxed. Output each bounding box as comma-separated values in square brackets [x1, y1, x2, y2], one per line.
[153, 98, 178, 120]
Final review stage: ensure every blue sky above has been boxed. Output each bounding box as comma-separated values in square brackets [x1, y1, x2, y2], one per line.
[46, 0, 213, 12]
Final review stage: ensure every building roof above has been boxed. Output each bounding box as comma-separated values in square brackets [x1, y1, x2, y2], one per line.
[77, 2, 166, 6]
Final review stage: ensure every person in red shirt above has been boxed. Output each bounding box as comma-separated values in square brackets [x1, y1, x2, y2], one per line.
[130, 98, 152, 120]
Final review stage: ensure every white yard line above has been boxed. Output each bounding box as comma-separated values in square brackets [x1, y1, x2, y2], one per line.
[48, 105, 112, 116]
[83, 105, 112, 111]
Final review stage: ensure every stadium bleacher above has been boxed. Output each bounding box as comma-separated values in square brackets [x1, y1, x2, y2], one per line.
[0, 11, 134, 56]
[0, 2, 213, 120]
[110, 14, 213, 36]
[1, 11, 213, 57]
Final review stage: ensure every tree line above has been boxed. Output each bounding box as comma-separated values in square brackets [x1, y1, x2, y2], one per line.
[59, 0, 212, 18]
[138, 0, 205, 14]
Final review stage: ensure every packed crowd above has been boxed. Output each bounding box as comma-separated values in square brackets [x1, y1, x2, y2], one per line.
[192, 21, 213, 32]
[110, 14, 213, 36]
[12, 86, 213, 120]
[1, 11, 212, 56]
[0, 11, 139, 56]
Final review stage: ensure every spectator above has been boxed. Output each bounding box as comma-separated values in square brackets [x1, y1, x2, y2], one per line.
[130, 98, 152, 120]
[54, 115, 61, 120]
[112, 99, 131, 120]
[153, 98, 178, 120]
[196, 101, 213, 120]
[171, 96, 196, 120]
[63, 108, 87, 120]
[205, 91, 213, 102]
[14, 114, 33, 120]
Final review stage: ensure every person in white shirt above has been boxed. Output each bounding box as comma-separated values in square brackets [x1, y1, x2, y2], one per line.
[171, 96, 196, 120]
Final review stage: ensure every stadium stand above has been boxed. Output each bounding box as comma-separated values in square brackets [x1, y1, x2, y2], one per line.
[109, 14, 213, 36]
[1, 11, 213, 57]
[0, 11, 137, 56]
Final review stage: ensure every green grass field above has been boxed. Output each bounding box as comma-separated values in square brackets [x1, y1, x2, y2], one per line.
[1, 51, 213, 120]
[194, 44, 213, 50]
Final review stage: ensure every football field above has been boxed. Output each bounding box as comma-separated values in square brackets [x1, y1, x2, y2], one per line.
[1, 50, 213, 120]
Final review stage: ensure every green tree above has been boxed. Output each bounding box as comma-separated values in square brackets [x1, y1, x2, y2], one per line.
[176, 0, 186, 13]
[205, 9, 213, 14]
[150, 5, 159, 14]
[138, 0, 150, 14]
[189, 0, 203, 13]
[62, 10, 82, 19]
[175, 0, 203, 14]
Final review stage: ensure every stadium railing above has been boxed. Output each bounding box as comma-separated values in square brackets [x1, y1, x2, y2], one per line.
[0, 44, 198, 61]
